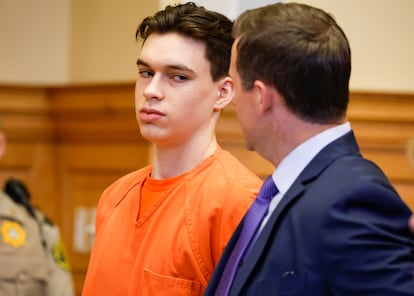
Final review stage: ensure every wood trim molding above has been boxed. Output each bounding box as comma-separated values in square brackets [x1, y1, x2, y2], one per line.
[0, 83, 148, 143]
[0, 86, 53, 141]
[49, 84, 144, 143]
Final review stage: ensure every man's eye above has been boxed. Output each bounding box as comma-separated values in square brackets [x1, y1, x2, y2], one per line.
[138, 70, 153, 78]
[172, 74, 187, 82]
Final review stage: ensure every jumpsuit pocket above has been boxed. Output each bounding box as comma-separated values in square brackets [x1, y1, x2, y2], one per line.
[142, 268, 201, 296]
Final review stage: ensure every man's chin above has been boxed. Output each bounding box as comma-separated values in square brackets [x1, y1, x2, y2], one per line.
[244, 141, 255, 152]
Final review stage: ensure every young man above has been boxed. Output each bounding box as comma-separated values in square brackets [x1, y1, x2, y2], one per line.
[82, 3, 261, 295]
[206, 2, 414, 295]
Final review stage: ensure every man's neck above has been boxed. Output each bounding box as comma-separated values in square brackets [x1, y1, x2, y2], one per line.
[151, 138, 218, 179]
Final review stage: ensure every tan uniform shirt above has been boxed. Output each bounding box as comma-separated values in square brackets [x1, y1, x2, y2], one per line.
[0, 190, 74, 296]
[36, 210, 75, 296]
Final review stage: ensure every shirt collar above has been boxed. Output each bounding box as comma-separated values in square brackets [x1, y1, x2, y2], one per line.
[272, 122, 351, 194]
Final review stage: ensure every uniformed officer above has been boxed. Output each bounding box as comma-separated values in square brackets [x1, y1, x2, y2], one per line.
[0, 125, 75, 295]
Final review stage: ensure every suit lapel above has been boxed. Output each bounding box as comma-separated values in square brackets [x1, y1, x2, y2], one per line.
[204, 221, 243, 295]
[230, 131, 360, 295]
[230, 182, 306, 295]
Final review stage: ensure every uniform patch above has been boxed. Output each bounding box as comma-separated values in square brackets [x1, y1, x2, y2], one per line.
[1, 220, 26, 248]
[53, 237, 72, 272]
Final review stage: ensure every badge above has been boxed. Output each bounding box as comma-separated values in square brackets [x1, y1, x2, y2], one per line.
[53, 237, 72, 272]
[1, 220, 26, 248]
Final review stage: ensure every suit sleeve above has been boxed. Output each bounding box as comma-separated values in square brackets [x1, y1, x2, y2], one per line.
[322, 181, 414, 295]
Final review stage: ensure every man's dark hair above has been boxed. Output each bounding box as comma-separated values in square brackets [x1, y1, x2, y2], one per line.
[233, 2, 351, 123]
[136, 2, 234, 82]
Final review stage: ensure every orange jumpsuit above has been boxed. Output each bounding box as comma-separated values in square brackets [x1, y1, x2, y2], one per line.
[82, 147, 261, 296]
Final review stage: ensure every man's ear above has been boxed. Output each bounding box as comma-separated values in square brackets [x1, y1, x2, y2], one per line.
[0, 132, 6, 159]
[253, 80, 274, 115]
[214, 77, 234, 111]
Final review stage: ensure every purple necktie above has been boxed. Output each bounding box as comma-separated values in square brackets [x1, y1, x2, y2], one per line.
[216, 176, 278, 296]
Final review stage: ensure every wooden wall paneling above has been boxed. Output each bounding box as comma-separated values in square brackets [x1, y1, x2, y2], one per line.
[1, 84, 413, 296]
[0, 86, 60, 221]
[49, 84, 139, 142]
[348, 92, 414, 210]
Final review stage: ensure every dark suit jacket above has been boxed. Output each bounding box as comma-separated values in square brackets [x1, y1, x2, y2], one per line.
[205, 132, 414, 295]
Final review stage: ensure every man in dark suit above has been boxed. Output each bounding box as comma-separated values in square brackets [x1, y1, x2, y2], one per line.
[205, 2, 414, 295]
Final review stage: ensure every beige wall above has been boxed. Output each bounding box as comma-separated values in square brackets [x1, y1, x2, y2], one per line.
[0, 0, 413, 93]
[0, 0, 70, 85]
[69, 0, 157, 83]
[0, 0, 157, 85]
[291, 0, 414, 93]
